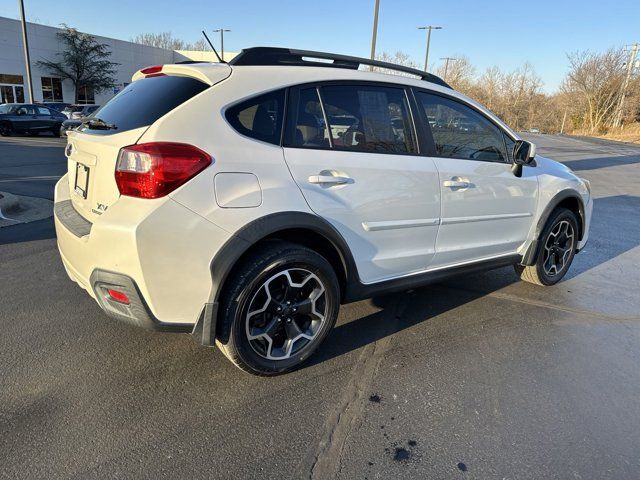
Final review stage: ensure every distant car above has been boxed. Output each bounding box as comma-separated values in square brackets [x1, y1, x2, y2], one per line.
[63, 104, 100, 119]
[529, 128, 540, 134]
[0, 103, 67, 137]
[60, 117, 83, 137]
[40, 102, 72, 113]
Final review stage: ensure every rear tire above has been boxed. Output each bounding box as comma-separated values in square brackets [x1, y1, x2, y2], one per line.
[0, 122, 12, 136]
[515, 207, 579, 286]
[217, 241, 340, 376]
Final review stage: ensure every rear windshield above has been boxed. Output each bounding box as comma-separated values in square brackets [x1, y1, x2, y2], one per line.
[80, 75, 208, 135]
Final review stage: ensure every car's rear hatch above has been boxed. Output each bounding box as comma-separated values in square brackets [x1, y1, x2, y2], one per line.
[64, 63, 231, 223]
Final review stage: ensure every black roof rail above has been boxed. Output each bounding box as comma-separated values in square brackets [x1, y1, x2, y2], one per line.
[228, 47, 452, 89]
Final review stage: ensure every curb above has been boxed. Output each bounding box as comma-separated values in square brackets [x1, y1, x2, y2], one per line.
[0, 191, 20, 214]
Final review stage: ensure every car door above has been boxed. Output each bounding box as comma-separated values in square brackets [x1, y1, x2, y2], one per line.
[12, 105, 36, 132]
[415, 91, 538, 268]
[283, 83, 441, 284]
[35, 106, 55, 130]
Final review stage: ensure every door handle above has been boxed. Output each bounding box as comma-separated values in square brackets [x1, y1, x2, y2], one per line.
[308, 171, 354, 186]
[443, 177, 471, 189]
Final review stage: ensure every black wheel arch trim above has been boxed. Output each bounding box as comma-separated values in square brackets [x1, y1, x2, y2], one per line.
[194, 211, 360, 346]
[521, 189, 586, 266]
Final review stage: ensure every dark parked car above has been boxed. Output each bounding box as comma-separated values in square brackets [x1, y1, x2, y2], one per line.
[60, 117, 83, 136]
[39, 102, 72, 113]
[0, 103, 67, 137]
[62, 104, 100, 119]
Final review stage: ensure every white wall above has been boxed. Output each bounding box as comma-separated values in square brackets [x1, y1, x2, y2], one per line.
[0, 16, 187, 105]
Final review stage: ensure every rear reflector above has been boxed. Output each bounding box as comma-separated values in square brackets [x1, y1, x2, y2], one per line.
[107, 288, 130, 305]
[115, 142, 212, 199]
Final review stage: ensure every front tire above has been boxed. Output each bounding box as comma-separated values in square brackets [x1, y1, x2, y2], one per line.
[515, 207, 579, 286]
[217, 241, 340, 376]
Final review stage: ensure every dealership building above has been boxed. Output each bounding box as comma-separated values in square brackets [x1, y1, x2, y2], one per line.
[0, 16, 226, 106]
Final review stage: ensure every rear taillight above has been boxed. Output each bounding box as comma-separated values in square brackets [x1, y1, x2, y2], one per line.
[115, 142, 212, 199]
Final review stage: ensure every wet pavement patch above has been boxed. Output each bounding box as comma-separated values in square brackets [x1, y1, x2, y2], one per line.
[408, 440, 417, 447]
[457, 462, 467, 472]
[369, 394, 381, 403]
[393, 447, 411, 462]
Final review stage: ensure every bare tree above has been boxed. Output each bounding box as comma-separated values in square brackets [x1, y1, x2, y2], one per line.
[131, 32, 210, 51]
[36, 25, 118, 103]
[561, 48, 626, 133]
[435, 56, 476, 92]
[374, 51, 421, 76]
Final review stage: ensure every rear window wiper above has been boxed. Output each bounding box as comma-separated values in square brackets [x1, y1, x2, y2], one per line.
[82, 117, 117, 130]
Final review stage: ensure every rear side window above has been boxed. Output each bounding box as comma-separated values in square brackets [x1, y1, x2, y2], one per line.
[321, 85, 416, 154]
[226, 89, 285, 145]
[83, 75, 208, 135]
[288, 88, 330, 148]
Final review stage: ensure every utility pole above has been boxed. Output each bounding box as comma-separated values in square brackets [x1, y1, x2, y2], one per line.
[213, 28, 231, 61]
[440, 57, 457, 80]
[418, 25, 442, 72]
[560, 106, 568, 134]
[613, 42, 638, 128]
[18, 0, 34, 103]
[369, 0, 380, 70]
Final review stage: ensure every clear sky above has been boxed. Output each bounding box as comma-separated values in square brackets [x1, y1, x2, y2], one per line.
[2, 0, 638, 92]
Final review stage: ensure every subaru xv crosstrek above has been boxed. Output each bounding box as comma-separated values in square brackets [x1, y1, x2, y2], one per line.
[54, 47, 592, 375]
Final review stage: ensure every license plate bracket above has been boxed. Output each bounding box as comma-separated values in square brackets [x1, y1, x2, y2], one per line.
[74, 163, 89, 199]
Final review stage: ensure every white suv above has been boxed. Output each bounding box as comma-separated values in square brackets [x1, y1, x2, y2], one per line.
[54, 48, 592, 375]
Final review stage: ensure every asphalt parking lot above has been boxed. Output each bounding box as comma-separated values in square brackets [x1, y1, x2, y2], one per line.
[1, 133, 639, 479]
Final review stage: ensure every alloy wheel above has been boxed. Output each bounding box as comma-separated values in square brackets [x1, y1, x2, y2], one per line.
[542, 220, 575, 277]
[245, 268, 327, 360]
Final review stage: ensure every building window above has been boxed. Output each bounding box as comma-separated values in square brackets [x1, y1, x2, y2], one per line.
[41, 77, 63, 102]
[0, 73, 24, 85]
[77, 85, 95, 104]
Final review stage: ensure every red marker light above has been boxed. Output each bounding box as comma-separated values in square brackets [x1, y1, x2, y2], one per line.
[107, 289, 130, 305]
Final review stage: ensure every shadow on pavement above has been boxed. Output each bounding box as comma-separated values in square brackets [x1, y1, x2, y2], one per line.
[0, 217, 55, 245]
[561, 155, 640, 171]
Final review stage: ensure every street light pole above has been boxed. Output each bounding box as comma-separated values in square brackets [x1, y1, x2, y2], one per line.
[418, 25, 442, 72]
[18, 0, 34, 103]
[440, 57, 457, 80]
[369, 0, 380, 70]
[213, 28, 231, 61]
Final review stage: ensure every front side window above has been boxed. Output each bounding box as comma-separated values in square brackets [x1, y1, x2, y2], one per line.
[37, 107, 51, 115]
[417, 92, 508, 162]
[41, 77, 63, 102]
[321, 85, 415, 153]
[226, 89, 285, 145]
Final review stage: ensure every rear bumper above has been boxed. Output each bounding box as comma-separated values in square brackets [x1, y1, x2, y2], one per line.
[54, 174, 230, 330]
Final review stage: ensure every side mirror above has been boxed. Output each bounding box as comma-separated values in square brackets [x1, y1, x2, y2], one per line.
[512, 140, 536, 177]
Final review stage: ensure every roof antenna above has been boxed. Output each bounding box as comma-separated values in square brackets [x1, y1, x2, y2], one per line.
[201, 30, 225, 63]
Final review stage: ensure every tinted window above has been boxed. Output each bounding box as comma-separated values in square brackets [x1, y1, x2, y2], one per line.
[321, 85, 415, 153]
[226, 89, 285, 145]
[418, 92, 508, 162]
[83, 75, 208, 135]
[288, 88, 329, 148]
